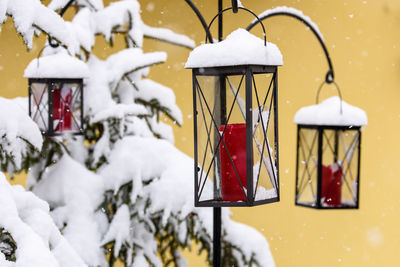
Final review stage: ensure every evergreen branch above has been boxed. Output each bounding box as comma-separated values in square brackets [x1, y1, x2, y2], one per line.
[143, 35, 194, 49]
[112, 60, 165, 93]
[81, 0, 97, 11]
[142, 25, 195, 49]
[0, 135, 41, 177]
[0, 228, 17, 262]
[136, 98, 181, 127]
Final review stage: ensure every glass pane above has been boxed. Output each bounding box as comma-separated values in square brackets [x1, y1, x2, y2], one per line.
[320, 129, 341, 207]
[296, 128, 318, 207]
[195, 75, 221, 203]
[320, 129, 360, 208]
[222, 74, 247, 202]
[70, 83, 82, 131]
[251, 72, 278, 203]
[335, 129, 359, 208]
[30, 82, 49, 132]
[52, 82, 82, 133]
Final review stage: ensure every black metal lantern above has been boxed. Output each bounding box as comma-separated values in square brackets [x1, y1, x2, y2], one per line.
[24, 53, 89, 136]
[294, 88, 367, 209]
[186, 26, 283, 207]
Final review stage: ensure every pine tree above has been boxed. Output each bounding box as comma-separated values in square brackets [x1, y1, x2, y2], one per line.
[0, 0, 275, 266]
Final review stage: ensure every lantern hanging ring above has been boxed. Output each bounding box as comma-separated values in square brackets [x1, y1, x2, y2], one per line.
[35, 43, 74, 69]
[246, 11, 334, 84]
[205, 7, 267, 46]
[315, 80, 343, 114]
[35, 44, 48, 69]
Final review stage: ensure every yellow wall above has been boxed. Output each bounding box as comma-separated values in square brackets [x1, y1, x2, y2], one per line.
[1, 0, 400, 266]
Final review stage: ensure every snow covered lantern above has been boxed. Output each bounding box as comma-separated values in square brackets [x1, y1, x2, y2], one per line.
[185, 28, 283, 207]
[294, 95, 367, 209]
[24, 52, 89, 136]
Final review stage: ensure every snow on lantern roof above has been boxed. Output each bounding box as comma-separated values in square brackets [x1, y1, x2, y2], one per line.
[294, 96, 368, 126]
[24, 53, 89, 79]
[185, 28, 283, 69]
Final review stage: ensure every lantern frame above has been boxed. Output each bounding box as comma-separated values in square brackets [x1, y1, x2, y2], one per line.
[295, 124, 362, 209]
[192, 64, 280, 207]
[28, 78, 84, 136]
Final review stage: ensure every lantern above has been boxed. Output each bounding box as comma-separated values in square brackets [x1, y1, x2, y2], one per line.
[185, 28, 283, 207]
[24, 52, 89, 136]
[294, 94, 367, 209]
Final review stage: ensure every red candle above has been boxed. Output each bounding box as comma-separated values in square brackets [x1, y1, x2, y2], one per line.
[321, 163, 342, 206]
[53, 87, 73, 132]
[219, 123, 247, 202]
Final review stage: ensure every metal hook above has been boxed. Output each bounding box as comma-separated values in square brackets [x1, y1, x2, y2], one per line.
[35, 45, 48, 69]
[47, 0, 76, 48]
[325, 70, 334, 84]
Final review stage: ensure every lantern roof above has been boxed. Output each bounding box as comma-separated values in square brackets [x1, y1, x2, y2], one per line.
[294, 96, 368, 126]
[24, 52, 89, 79]
[185, 28, 283, 69]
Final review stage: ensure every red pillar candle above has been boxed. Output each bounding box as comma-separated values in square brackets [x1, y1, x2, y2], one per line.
[321, 163, 342, 206]
[219, 123, 247, 202]
[53, 87, 73, 132]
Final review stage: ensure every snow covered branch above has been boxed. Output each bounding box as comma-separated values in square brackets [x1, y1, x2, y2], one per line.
[0, 173, 86, 267]
[143, 25, 195, 49]
[0, 97, 42, 175]
[0, 0, 275, 266]
[0, 0, 78, 52]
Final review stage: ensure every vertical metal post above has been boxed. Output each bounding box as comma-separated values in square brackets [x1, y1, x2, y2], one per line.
[356, 130, 362, 208]
[245, 67, 253, 204]
[295, 126, 300, 204]
[28, 81, 32, 117]
[273, 70, 280, 200]
[334, 130, 339, 162]
[218, 0, 223, 42]
[316, 128, 323, 208]
[80, 81, 84, 133]
[213, 0, 223, 266]
[48, 81, 54, 136]
[193, 74, 199, 207]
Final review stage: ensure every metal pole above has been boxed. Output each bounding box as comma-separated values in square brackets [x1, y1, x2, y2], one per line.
[213, 206, 221, 267]
[213, 1, 223, 266]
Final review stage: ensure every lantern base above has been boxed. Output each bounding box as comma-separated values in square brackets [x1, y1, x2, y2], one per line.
[195, 196, 279, 207]
[295, 201, 358, 210]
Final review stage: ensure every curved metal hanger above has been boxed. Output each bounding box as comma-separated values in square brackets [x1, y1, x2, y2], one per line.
[49, 0, 76, 48]
[246, 11, 334, 83]
[184, 0, 214, 44]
